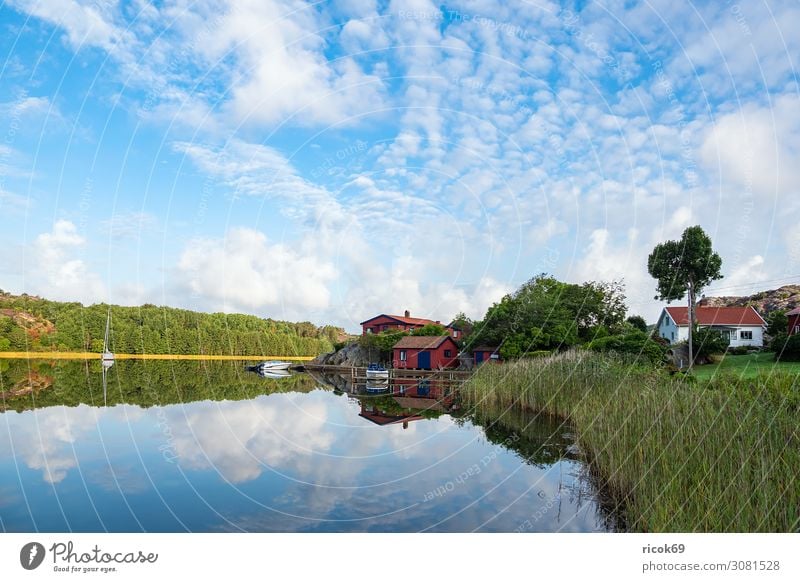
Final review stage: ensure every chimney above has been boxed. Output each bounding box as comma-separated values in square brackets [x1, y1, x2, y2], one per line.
[404, 310, 410, 318]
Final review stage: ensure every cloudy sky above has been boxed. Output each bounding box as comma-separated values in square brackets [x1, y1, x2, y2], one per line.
[0, 0, 798, 330]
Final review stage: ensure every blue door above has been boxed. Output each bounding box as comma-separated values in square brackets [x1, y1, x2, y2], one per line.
[475, 351, 484, 364]
[417, 379, 430, 396]
[417, 351, 431, 369]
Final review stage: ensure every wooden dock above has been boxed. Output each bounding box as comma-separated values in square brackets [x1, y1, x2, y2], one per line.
[302, 364, 472, 380]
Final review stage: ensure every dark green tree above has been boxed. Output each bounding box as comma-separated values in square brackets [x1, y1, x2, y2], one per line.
[765, 309, 788, 337]
[471, 274, 626, 357]
[647, 226, 722, 370]
[410, 323, 447, 336]
[625, 315, 648, 333]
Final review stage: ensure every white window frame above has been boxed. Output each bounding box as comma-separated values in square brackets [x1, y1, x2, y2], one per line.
[740, 330, 753, 340]
[399, 350, 407, 361]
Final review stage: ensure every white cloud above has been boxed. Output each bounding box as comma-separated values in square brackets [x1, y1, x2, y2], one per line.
[166, 393, 336, 483]
[701, 95, 800, 199]
[572, 228, 660, 321]
[0, 95, 53, 118]
[8, 0, 132, 54]
[713, 255, 768, 296]
[177, 227, 337, 315]
[2, 405, 99, 484]
[29, 220, 106, 303]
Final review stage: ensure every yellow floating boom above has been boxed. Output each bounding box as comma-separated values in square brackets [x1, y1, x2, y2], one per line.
[0, 352, 315, 361]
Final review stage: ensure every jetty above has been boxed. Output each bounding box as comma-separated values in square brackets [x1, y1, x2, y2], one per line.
[301, 363, 472, 383]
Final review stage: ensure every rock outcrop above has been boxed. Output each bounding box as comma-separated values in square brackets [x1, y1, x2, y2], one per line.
[311, 341, 379, 367]
[699, 285, 800, 315]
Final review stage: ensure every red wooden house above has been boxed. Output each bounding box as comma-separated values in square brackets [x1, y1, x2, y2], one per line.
[359, 401, 423, 428]
[472, 346, 500, 366]
[392, 336, 459, 370]
[788, 307, 800, 336]
[361, 310, 459, 337]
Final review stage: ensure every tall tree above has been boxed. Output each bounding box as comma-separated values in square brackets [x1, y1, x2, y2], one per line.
[647, 226, 722, 370]
[765, 309, 788, 338]
[626, 315, 648, 333]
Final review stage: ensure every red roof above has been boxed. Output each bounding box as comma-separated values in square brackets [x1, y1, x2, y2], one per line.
[664, 306, 765, 326]
[786, 307, 800, 316]
[393, 336, 455, 350]
[360, 313, 443, 327]
[472, 345, 499, 352]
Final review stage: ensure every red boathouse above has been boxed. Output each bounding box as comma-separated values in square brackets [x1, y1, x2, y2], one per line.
[392, 336, 460, 370]
[788, 307, 800, 336]
[360, 310, 458, 337]
[472, 346, 500, 366]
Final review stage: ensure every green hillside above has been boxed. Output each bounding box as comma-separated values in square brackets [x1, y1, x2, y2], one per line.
[0, 290, 344, 357]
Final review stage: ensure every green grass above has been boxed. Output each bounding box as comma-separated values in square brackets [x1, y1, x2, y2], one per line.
[463, 350, 800, 532]
[692, 352, 800, 381]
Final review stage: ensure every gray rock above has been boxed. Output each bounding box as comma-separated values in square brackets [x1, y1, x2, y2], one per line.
[311, 341, 380, 367]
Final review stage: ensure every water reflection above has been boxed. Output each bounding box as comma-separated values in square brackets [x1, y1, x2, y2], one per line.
[0, 360, 615, 532]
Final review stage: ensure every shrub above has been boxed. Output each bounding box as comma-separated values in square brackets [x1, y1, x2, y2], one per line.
[774, 333, 800, 362]
[625, 315, 648, 332]
[587, 331, 666, 363]
[725, 345, 751, 356]
[523, 350, 552, 359]
[765, 309, 788, 337]
[692, 328, 728, 362]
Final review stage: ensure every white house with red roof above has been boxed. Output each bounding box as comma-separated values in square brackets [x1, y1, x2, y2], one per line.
[656, 306, 767, 347]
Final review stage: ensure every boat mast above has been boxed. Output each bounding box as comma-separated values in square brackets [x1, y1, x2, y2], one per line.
[103, 308, 111, 353]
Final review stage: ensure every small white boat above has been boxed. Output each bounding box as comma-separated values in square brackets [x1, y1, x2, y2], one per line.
[365, 380, 389, 393]
[256, 361, 292, 371]
[365, 363, 388, 379]
[258, 369, 292, 379]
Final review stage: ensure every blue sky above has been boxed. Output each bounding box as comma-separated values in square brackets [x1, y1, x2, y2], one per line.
[0, 0, 798, 331]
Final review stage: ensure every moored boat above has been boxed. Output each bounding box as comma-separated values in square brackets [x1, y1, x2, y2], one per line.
[257, 369, 292, 379]
[256, 360, 292, 371]
[365, 363, 389, 379]
[101, 309, 115, 363]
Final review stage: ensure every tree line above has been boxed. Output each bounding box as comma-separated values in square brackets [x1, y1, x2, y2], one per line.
[0, 292, 342, 357]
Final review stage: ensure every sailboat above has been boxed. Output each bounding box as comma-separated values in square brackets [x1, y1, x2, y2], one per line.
[102, 356, 113, 406]
[101, 308, 115, 363]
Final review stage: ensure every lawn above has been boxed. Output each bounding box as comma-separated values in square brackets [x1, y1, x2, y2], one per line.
[692, 351, 800, 380]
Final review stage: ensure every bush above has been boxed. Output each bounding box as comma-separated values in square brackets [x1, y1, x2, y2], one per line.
[692, 328, 728, 362]
[523, 350, 552, 359]
[725, 345, 751, 356]
[359, 330, 407, 357]
[410, 324, 447, 336]
[765, 310, 788, 337]
[774, 333, 800, 362]
[587, 331, 666, 363]
[626, 315, 648, 333]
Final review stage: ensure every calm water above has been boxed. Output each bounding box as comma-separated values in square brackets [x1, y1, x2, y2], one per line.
[0, 360, 613, 532]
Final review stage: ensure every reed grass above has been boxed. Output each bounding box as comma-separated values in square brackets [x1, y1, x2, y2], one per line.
[463, 350, 800, 532]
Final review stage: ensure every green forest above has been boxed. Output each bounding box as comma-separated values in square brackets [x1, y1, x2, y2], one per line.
[0, 359, 320, 413]
[0, 290, 344, 356]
